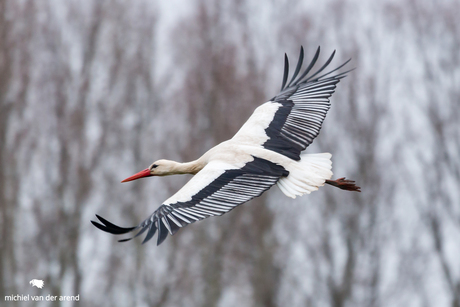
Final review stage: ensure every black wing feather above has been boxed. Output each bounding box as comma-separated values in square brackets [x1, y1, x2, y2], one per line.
[291, 46, 321, 87]
[305, 50, 336, 82]
[157, 219, 169, 246]
[286, 46, 304, 89]
[280, 54, 289, 91]
[91, 215, 137, 235]
[142, 223, 157, 244]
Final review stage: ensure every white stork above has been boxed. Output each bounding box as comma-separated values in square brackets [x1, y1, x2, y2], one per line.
[92, 46, 360, 246]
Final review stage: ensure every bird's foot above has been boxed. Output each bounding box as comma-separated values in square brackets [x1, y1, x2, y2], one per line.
[325, 177, 361, 192]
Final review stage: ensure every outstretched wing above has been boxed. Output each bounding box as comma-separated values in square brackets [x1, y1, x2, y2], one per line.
[232, 46, 352, 160]
[92, 157, 288, 245]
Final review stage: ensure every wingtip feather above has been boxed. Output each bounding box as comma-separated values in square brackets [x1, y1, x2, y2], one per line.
[280, 53, 289, 91]
[91, 220, 108, 232]
[92, 214, 137, 235]
[141, 223, 157, 245]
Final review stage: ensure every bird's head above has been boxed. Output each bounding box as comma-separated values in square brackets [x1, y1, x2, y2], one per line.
[121, 159, 179, 182]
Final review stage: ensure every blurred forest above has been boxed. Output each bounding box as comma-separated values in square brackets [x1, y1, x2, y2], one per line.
[1, 0, 459, 306]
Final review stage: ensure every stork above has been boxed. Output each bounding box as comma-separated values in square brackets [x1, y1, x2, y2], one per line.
[92, 46, 361, 246]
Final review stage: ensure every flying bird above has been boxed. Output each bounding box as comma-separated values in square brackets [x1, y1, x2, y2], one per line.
[92, 46, 361, 246]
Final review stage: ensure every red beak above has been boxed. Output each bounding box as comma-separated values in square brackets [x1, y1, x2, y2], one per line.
[121, 168, 153, 183]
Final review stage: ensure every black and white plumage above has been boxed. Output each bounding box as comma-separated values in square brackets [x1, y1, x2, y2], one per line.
[92, 46, 360, 246]
[233, 47, 350, 161]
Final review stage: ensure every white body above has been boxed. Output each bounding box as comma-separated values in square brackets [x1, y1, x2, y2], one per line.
[163, 100, 333, 205]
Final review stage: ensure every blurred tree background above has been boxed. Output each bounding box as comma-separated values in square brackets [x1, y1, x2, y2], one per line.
[0, 0, 459, 306]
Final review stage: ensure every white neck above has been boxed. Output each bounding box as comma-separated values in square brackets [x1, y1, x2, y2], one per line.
[175, 160, 204, 175]
[160, 159, 204, 175]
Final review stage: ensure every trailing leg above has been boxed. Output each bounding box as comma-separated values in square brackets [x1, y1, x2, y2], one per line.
[325, 177, 361, 192]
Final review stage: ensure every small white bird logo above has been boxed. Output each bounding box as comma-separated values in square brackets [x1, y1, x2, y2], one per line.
[29, 279, 44, 289]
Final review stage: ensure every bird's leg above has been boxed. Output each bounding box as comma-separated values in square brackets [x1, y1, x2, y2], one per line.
[325, 177, 361, 192]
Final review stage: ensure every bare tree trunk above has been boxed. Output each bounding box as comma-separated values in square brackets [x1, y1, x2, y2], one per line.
[0, 0, 15, 300]
[0, 0, 34, 302]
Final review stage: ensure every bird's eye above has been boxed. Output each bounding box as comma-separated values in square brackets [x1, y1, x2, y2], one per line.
[151, 164, 158, 169]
